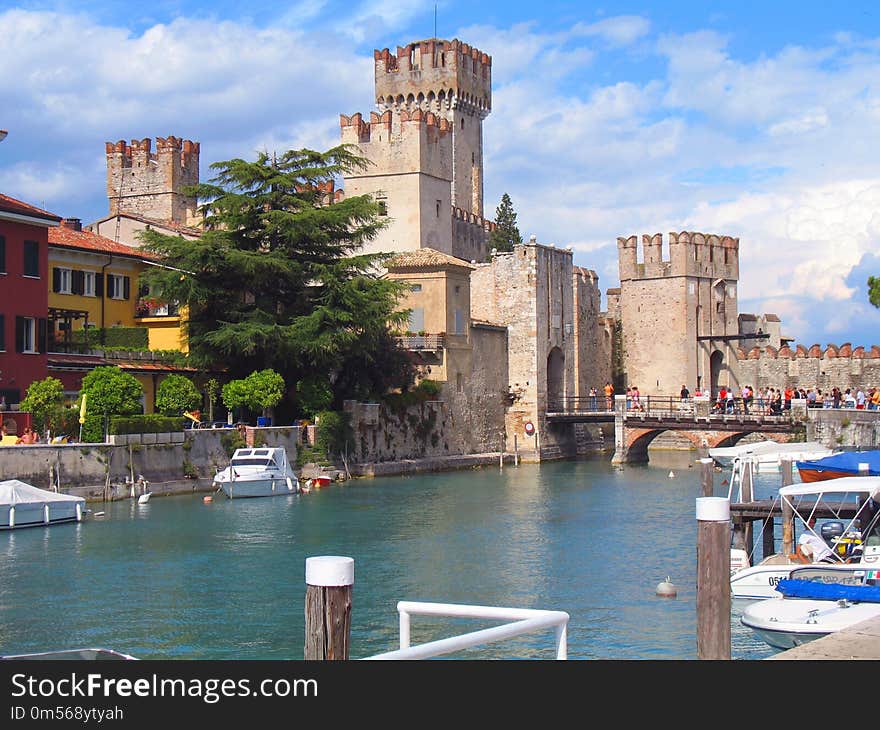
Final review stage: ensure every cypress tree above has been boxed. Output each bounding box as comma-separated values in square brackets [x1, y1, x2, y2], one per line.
[489, 192, 523, 253]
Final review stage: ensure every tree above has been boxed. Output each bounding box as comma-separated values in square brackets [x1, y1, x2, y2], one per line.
[205, 378, 220, 422]
[139, 146, 414, 413]
[155, 374, 202, 416]
[222, 369, 286, 420]
[20, 376, 64, 434]
[80, 366, 144, 418]
[869, 276, 880, 308]
[489, 192, 523, 253]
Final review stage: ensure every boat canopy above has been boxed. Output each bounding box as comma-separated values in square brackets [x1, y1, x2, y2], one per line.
[0, 480, 86, 507]
[796, 450, 880, 475]
[778, 477, 880, 499]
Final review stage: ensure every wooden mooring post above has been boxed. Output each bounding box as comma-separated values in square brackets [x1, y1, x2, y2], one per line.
[699, 457, 714, 497]
[305, 556, 354, 660]
[696, 497, 731, 660]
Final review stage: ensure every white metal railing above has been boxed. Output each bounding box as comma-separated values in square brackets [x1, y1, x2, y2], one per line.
[361, 601, 569, 660]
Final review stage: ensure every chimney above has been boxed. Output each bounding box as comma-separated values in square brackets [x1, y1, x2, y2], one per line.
[60, 218, 82, 231]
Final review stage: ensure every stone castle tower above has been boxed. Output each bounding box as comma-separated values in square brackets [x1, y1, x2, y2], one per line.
[105, 136, 200, 227]
[617, 231, 741, 396]
[340, 39, 494, 261]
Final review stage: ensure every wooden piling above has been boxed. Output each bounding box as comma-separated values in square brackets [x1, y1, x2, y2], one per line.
[305, 556, 354, 660]
[696, 497, 731, 660]
[781, 457, 793, 487]
[699, 458, 714, 497]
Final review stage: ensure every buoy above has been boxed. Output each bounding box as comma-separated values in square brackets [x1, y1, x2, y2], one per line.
[93, 511, 105, 518]
[656, 576, 677, 598]
[668, 471, 675, 478]
[203, 495, 213, 504]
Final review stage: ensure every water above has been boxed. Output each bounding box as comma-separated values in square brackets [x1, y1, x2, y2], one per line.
[0, 451, 780, 660]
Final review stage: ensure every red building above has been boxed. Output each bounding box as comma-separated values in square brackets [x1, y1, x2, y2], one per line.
[0, 193, 62, 407]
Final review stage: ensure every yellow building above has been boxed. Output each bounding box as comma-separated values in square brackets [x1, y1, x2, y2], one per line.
[47, 218, 185, 352]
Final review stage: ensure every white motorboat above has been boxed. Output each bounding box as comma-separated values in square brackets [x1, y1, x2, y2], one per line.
[709, 440, 836, 471]
[0, 479, 86, 529]
[741, 577, 880, 650]
[212, 447, 299, 499]
[730, 477, 880, 599]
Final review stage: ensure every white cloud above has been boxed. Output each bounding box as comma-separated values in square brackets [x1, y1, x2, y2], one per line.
[572, 15, 651, 47]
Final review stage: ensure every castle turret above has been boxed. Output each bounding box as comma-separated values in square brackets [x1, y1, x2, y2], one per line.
[342, 39, 493, 261]
[105, 135, 200, 227]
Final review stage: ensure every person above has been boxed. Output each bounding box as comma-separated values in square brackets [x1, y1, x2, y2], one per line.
[0, 396, 7, 412]
[680, 384, 690, 401]
[725, 387, 735, 414]
[603, 382, 614, 410]
[631, 385, 642, 412]
[795, 518, 836, 564]
[589, 387, 598, 411]
[16, 427, 36, 445]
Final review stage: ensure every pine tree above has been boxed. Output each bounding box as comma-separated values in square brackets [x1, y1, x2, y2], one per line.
[138, 145, 414, 413]
[489, 192, 523, 253]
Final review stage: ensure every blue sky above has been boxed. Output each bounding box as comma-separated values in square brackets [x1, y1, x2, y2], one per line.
[3, 1, 880, 349]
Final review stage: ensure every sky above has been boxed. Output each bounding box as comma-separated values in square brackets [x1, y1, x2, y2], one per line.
[2, 1, 880, 348]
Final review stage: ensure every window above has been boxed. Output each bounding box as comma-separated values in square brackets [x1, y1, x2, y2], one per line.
[408, 308, 424, 333]
[82, 271, 96, 297]
[454, 308, 464, 334]
[436, 200, 441, 218]
[377, 200, 388, 216]
[52, 267, 72, 294]
[0, 235, 5, 273]
[108, 274, 130, 300]
[410, 284, 422, 293]
[15, 316, 45, 354]
[23, 240, 39, 277]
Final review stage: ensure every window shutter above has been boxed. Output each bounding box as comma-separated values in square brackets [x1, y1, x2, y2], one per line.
[53, 267, 61, 293]
[96, 273, 104, 297]
[123, 276, 131, 300]
[72, 269, 84, 295]
[38, 318, 47, 354]
[15, 316, 24, 353]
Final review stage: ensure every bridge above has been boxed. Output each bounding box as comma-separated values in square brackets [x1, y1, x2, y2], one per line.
[546, 394, 804, 463]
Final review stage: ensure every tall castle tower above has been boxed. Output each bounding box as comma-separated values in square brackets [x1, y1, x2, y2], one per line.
[616, 231, 741, 396]
[340, 39, 494, 261]
[105, 136, 200, 227]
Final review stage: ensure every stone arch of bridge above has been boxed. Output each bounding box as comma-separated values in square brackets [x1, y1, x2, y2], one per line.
[623, 427, 791, 462]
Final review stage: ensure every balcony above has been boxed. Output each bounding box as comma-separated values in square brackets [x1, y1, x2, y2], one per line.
[395, 333, 445, 351]
[135, 299, 179, 318]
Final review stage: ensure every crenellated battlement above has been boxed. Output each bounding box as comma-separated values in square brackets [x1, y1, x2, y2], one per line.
[105, 135, 200, 226]
[738, 343, 880, 361]
[340, 109, 452, 143]
[374, 38, 491, 117]
[617, 230, 740, 281]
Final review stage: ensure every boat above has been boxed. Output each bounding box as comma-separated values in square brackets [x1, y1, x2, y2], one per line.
[212, 447, 299, 499]
[1, 648, 138, 660]
[709, 440, 835, 470]
[741, 576, 880, 650]
[729, 476, 880, 599]
[0, 479, 86, 529]
[796, 450, 880, 482]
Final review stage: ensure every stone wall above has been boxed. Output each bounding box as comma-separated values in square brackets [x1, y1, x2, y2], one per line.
[806, 408, 880, 450]
[737, 344, 880, 393]
[2, 427, 302, 496]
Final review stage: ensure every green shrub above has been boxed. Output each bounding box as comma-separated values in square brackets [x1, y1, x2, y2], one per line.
[314, 410, 352, 459]
[109, 415, 185, 434]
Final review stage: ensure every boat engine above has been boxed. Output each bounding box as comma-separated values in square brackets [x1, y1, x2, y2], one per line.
[820, 521, 845, 546]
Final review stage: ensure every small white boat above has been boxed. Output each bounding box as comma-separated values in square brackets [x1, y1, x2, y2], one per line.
[710, 440, 836, 471]
[730, 477, 880, 599]
[741, 577, 880, 650]
[0, 479, 85, 529]
[212, 447, 299, 499]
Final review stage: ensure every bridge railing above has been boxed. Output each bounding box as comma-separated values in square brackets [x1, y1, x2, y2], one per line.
[547, 395, 794, 421]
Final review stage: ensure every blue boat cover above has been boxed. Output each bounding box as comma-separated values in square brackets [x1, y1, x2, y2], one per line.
[777, 578, 880, 603]
[796, 450, 880, 476]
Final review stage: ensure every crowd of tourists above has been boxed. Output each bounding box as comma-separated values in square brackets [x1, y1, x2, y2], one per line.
[706, 384, 880, 415]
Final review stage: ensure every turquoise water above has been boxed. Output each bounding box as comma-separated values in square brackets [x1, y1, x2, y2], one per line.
[0, 452, 779, 660]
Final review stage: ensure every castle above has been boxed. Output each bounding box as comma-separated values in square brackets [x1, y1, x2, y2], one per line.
[83, 37, 880, 461]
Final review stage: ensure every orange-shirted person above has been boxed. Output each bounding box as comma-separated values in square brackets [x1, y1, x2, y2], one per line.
[603, 382, 614, 410]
